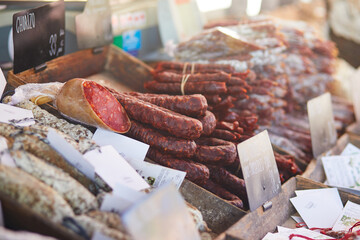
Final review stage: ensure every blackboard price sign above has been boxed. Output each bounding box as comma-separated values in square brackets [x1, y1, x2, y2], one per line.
[12, 0, 65, 74]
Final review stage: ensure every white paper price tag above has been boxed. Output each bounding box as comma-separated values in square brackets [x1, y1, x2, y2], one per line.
[0, 69, 6, 98]
[123, 184, 201, 240]
[307, 92, 337, 157]
[47, 129, 95, 180]
[92, 129, 149, 166]
[100, 184, 146, 215]
[0, 103, 35, 126]
[237, 130, 281, 211]
[84, 146, 149, 191]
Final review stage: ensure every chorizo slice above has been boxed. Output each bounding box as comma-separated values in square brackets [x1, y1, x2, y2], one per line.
[55, 79, 130, 133]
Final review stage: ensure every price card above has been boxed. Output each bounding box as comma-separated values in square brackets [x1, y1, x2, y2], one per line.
[0, 103, 35, 126]
[237, 130, 281, 211]
[12, 0, 65, 74]
[83, 145, 149, 191]
[0, 69, 6, 98]
[92, 128, 149, 166]
[122, 184, 201, 240]
[75, 0, 112, 49]
[47, 129, 95, 180]
[352, 68, 360, 123]
[307, 92, 337, 158]
[100, 184, 146, 215]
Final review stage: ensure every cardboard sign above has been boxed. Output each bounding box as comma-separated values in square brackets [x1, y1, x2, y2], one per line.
[122, 184, 201, 240]
[307, 92, 337, 158]
[75, 0, 112, 49]
[47, 129, 95, 180]
[237, 130, 281, 211]
[352, 68, 360, 123]
[0, 103, 35, 127]
[84, 146, 149, 191]
[12, 0, 65, 73]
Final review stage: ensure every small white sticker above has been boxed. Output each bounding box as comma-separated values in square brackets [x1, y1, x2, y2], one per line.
[84, 146, 149, 191]
[47, 129, 95, 180]
[0, 103, 35, 126]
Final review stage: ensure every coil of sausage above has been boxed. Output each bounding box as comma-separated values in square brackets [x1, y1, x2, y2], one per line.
[55, 79, 131, 133]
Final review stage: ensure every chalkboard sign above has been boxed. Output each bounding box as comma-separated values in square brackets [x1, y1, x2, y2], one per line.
[12, 0, 65, 74]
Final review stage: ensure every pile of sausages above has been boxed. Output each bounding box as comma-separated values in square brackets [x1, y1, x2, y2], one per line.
[107, 88, 248, 209]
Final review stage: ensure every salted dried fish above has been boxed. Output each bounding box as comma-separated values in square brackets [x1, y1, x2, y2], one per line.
[75, 215, 131, 240]
[86, 210, 127, 233]
[11, 150, 98, 214]
[0, 164, 74, 223]
[3, 97, 93, 141]
[0, 226, 58, 240]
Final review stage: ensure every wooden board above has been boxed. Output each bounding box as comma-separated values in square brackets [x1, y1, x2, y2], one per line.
[221, 176, 360, 240]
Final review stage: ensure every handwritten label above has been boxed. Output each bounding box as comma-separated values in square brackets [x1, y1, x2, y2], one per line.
[100, 184, 146, 215]
[352, 68, 360, 123]
[0, 103, 35, 126]
[12, 0, 65, 73]
[93, 129, 149, 165]
[84, 146, 149, 191]
[122, 184, 201, 240]
[0, 69, 6, 98]
[47, 129, 95, 180]
[237, 130, 281, 211]
[134, 161, 186, 189]
[307, 92, 337, 158]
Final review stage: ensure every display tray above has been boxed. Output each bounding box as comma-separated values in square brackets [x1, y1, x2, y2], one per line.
[5, 44, 247, 238]
[217, 175, 360, 240]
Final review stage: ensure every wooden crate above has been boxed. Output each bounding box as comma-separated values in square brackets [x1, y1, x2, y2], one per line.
[7, 45, 152, 93]
[217, 175, 360, 240]
[5, 44, 247, 237]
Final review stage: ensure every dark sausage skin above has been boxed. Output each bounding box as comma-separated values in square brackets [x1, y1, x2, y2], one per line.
[155, 72, 231, 83]
[108, 89, 203, 140]
[125, 92, 208, 117]
[195, 137, 237, 166]
[198, 111, 216, 136]
[144, 81, 227, 95]
[126, 121, 197, 158]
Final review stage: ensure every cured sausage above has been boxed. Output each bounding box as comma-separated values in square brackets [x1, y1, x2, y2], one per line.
[144, 81, 227, 95]
[198, 111, 216, 136]
[154, 72, 231, 83]
[154, 62, 235, 73]
[207, 166, 247, 202]
[125, 92, 208, 117]
[147, 148, 210, 185]
[198, 179, 244, 209]
[203, 94, 222, 104]
[126, 121, 197, 158]
[195, 137, 237, 166]
[55, 79, 131, 133]
[211, 129, 240, 141]
[109, 89, 203, 140]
